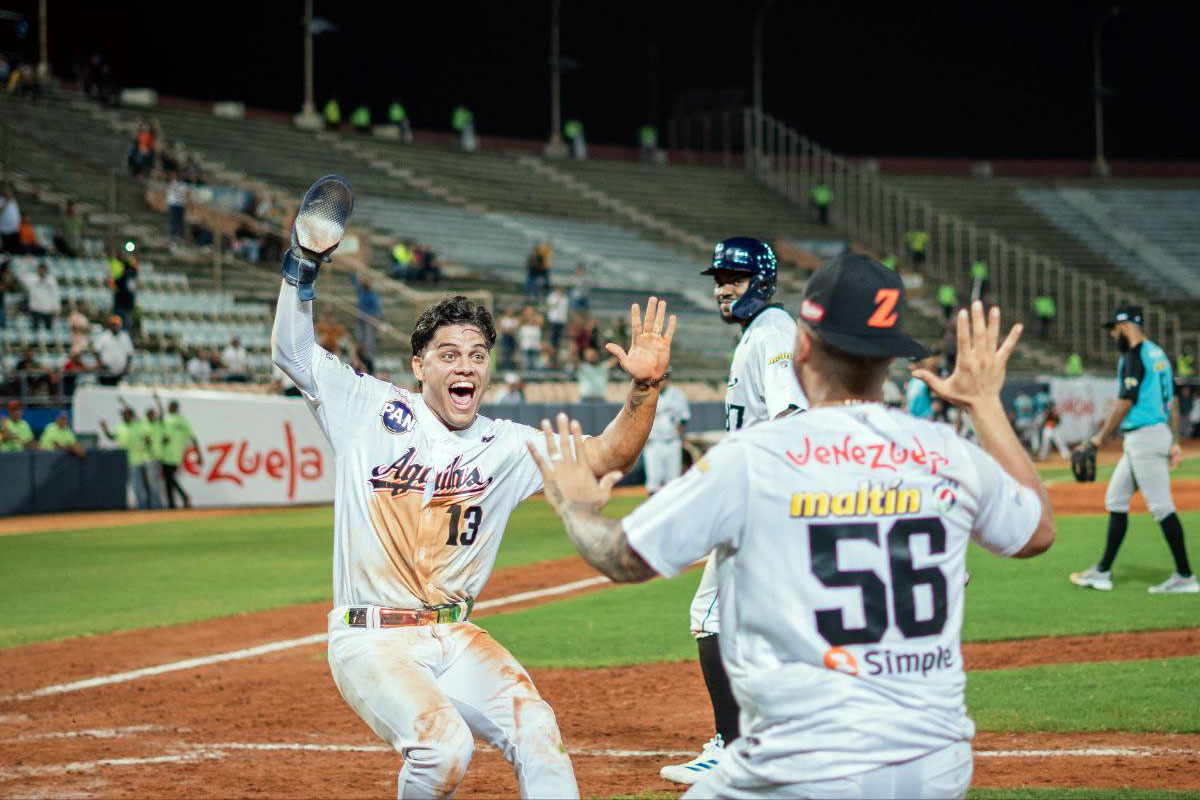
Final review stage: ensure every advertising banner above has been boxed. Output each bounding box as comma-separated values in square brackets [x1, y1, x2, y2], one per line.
[1048, 377, 1117, 444]
[73, 386, 333, 508]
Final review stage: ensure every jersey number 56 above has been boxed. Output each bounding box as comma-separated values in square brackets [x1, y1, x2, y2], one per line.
[809, 517, 949, 646]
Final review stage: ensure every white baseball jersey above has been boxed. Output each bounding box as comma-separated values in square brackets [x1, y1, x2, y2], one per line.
[628, 404, 1040, 781]
[648, 384, 691, 443]
[725, 306, 807, 431]
[302, 345, 549, 610]
[691, 306, 808, 636]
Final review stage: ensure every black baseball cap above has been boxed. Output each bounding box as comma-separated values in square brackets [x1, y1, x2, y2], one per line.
[1104, 305, 1143, 327]
[798, 253, 931, 359]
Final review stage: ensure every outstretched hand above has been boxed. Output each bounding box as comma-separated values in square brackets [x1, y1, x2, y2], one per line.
[605, 297, 676, 384]
[527, 413, 623, 515]
[910, 301, 1021, 412]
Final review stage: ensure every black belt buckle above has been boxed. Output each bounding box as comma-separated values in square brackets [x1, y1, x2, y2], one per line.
[346, 607, 368, 627]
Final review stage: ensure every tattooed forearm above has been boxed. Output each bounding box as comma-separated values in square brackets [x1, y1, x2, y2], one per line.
[561, 502, 657, 583]
[624, 387, 651, 418]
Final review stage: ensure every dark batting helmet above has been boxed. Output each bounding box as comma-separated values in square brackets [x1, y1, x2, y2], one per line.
[701, 236, 778, 320]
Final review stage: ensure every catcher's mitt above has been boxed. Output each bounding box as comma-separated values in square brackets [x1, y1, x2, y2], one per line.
[1071, 442, 1097, 483]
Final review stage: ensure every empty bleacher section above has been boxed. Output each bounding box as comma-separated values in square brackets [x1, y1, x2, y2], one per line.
[1018, 189, 1200, 301]
[879, 175, 1200, 328]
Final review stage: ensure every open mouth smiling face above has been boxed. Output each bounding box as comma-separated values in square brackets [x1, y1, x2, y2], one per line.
[412, 324, 491, 430]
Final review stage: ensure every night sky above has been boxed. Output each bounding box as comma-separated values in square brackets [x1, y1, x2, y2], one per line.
[2, 0, 1197, 159]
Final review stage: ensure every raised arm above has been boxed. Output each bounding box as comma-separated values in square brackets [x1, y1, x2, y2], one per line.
[272, 280, 319, 399]
[582, 297, 676, 475]
[911, 301, 1054, 557]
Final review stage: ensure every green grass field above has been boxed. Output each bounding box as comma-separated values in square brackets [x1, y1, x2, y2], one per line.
[3, 495, 1198, 797]
[1037, 452, 1200, 484]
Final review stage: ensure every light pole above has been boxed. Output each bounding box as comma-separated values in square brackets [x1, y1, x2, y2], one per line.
[1092, 4, 1119, 177]
[294, 0, 321, 128]
[37, 0, 48, 80]
[752, 0, 779, 163]
[545, 0, 567, 157]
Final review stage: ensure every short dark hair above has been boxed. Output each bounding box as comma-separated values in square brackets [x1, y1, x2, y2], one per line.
[802, 323, 892, 397]
[411, 295, 496, 358]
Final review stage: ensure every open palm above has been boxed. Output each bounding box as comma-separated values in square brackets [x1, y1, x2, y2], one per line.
[606, 297, 677, 383]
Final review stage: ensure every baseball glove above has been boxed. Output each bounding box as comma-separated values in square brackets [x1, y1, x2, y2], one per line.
[1071, 442, 1097, 483]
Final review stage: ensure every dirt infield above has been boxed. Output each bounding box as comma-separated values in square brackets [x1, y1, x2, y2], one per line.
[2, 551, 1199, 798]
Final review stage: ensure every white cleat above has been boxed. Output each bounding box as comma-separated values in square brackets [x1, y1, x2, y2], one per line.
[1148, 573, 1200, 594]
[660, 735, 725, 785]
[1069, 566, 1113, 591]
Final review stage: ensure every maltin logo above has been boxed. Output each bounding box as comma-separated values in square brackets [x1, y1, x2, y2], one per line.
[381, 399, 416, 435]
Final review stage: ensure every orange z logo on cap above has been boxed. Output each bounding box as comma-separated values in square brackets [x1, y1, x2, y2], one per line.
[867, 288, 900, 328]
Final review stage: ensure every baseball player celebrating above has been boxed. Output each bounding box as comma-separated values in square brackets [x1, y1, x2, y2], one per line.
[642, 376, 690, 494]
[1070, 305, 1197, 594]
[271, 176, 676, 798]
[659, 237, 807, 785]
[530, 254, 1055, 799]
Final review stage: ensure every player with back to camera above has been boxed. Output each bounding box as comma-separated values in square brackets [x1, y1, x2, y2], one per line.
[530, 253, 1055, 799]
[659, 237, 808, 785]
[271, 176, 677, 799]
[1069, 305, 1197, 594]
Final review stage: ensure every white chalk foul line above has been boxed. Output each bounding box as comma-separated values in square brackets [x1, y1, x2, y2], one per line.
[3, 724, 164, 742]
[1, 576, 611, 704]
[3, 741, 1198, 781]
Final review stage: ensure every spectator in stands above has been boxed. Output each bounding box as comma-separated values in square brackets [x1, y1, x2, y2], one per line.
[810, 183, 833, 224]
[349, 272, 383, 370]
[1178, 349, 1195, 380]
[497, 307, 519, 370]
[565, 119, 587, 159]
[524, 241, 553, 303]
[412, 244, 442, 283]
[936, 282, 958, 321]
[387, 101, 413, 143]
[186, 347, 212, 383]
[60, 349, 93, 397]
[0, 260, 14, 328]
[316, 313, 350, 359]
[92, 314, 135, 386]
[546, 286, 569, 367]
[40, 411, 85, 457]
[495, 373, 525, 405]
[166, 172, 189, 240]
[221, 336, 249, 382]
[128, 120, 158, 177]
[1033, 293, 1057, 340]
[109, 253, 138, 331]
[19, 262, 61, 331]
[16, 217, 46, 255]
[568, 311, 598, 360]
[905, 228, 928, 266]
[100, 407, 159, 509]
[452, 105, 476, 152]
[391, 239, 415, 279]
[15, 346, 55, 396]
[517, 305, 544, 372]
[157, 395, 201, 509]
[1065, 352, 1084, 377]
[970, 259, 990, 301]
[0, 400, 37, 451]
[68, 301, 91, 356]
[639, 125, 659, 162]
[0, 187, 21, 253]
[351, 105, 372, 133]
[880, 253, 898, 270]
[574, 347, 615, 403]
[323, 98, 342, 130]
[568, 263, 590, 311]
[55, 200, 84, 257]
[603, 312, 626, 354]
